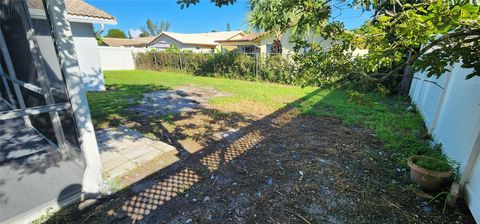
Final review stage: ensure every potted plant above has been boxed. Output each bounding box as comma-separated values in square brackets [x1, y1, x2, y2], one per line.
[408, 155, 452, 190]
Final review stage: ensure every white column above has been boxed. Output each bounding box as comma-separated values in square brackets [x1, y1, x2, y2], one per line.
[44, 0, 102, 194]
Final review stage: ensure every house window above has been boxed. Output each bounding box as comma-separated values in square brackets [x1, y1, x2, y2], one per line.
[266, 44, 273, 54]
[196, 47, 200, 50]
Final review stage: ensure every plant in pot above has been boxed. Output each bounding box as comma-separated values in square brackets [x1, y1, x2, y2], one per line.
[408, 155, 452, 190]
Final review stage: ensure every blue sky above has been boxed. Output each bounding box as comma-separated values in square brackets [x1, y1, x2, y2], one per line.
[86, 0, 372, 36]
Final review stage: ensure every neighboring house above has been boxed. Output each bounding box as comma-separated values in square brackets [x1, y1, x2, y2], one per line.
[1, 0, 102, 222]
[217, 31, 301, 55]
[216, 32, 265, 54]
[28, 0, 116, 91]
[218, 30, 367, 57]
[149, 31, 244, 53]
[102, 36, 156, 47]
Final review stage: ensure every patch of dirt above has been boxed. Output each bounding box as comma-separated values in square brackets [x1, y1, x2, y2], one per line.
[209, 100, 279, 120]
[55, 88, 475, 224]
[129, 85, 230, 116]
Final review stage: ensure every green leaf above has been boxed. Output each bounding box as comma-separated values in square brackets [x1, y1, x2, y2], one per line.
[460, 4, 479, 17]
[376, 15, 391, 22]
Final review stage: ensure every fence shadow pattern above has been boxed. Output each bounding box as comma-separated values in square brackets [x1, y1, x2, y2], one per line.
[119, 129, 265, 221]
[121, 169, 200, 221]
[67, 88, 317, 223]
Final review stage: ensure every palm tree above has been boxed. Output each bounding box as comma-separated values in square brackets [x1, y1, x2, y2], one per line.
[247, 0, 295, 54]
[140, 19, 171, 37]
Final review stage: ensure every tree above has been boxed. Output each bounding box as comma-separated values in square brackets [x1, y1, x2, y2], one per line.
[247, 0, 300, 54]
[95, 35, 105, 45]
[139, 31, 150, 37]
[104, 29, 127, 38]
[146, 18, 157, 36]
[160, 20, 171, 32]
[226, 23, 232, 31]
[343, 1, 480, 92]
[140, 19, 171, 37]
[179, 0, 480, 93]
[177, 0, 235, 8]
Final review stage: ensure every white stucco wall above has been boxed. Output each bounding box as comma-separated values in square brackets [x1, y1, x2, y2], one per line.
[151, 35, 215, 53]
[259, 30, 332, 55]
[258, 30, 367, 58]
[98, 46, 149, 70]
[70, 22, 105, 91]
[259, 33, 296, 54]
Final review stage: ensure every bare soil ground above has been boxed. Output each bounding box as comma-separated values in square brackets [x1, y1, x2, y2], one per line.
[54, 87, 475, 224]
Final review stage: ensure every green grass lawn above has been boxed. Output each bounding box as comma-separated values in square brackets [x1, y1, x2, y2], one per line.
[87, 70, 443, 165]
[87, 70, 316, 126]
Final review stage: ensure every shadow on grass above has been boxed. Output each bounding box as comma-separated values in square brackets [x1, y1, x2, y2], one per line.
[87, 84, 170, 129]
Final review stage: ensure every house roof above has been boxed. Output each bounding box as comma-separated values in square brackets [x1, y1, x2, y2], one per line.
[216, 32, 266, 43]
[28, 0, 116, 23]
[150, 31, 245, 46]
[102, 37, 157, 47]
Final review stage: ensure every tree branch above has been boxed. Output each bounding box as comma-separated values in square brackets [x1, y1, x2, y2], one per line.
[362, 29, 480, 82]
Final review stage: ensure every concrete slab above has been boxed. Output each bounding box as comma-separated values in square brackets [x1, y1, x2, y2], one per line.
[121, 145, 159, 160]
[96, 126, 177, 181]
[100, 150, 129, 172]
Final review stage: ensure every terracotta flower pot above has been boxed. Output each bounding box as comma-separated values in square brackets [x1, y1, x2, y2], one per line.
[408, 155, 452, 190]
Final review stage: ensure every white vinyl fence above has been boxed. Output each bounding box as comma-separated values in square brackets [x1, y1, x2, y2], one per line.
[98, 46, 149, 70]
[409, 63, 480, 222]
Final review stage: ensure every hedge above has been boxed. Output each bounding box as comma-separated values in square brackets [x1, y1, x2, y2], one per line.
[135, 51, 299, 85]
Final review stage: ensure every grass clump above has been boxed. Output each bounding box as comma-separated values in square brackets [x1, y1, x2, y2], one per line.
[412, 156, 452, 172]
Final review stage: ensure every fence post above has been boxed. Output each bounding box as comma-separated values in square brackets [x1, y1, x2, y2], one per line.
[153, 52, 157, 69]
[179, 53, 182, 71]
[183, 53, 187, 72]
[213, 53, 216, 74]
[182, 53, 185, 71]
[255, 53, 258, 80]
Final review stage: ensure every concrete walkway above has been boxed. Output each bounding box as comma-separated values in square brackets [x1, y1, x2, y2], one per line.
[96, 126, 177, 180]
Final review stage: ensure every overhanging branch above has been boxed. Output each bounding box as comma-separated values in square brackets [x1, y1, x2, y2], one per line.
[362, 29, 480, 82]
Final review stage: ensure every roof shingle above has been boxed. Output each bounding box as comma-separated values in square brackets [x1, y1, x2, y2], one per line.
[153, 31, 244, 46]
[216, 32, 266, 43]
[102, 37, 157, 47]
[27, 0, 115, 21]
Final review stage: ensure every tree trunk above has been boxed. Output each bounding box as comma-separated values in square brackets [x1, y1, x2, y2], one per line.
[398, 64, 414, 95]
[398, 51, 416, 95]
[272, 38, 282, 54]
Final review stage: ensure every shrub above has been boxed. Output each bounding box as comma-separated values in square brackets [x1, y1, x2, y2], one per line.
[135, 52, 297, 85]
[412, 156, 452, 172]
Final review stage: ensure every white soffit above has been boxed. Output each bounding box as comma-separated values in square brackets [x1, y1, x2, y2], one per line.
[28, 8, 117, 25]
